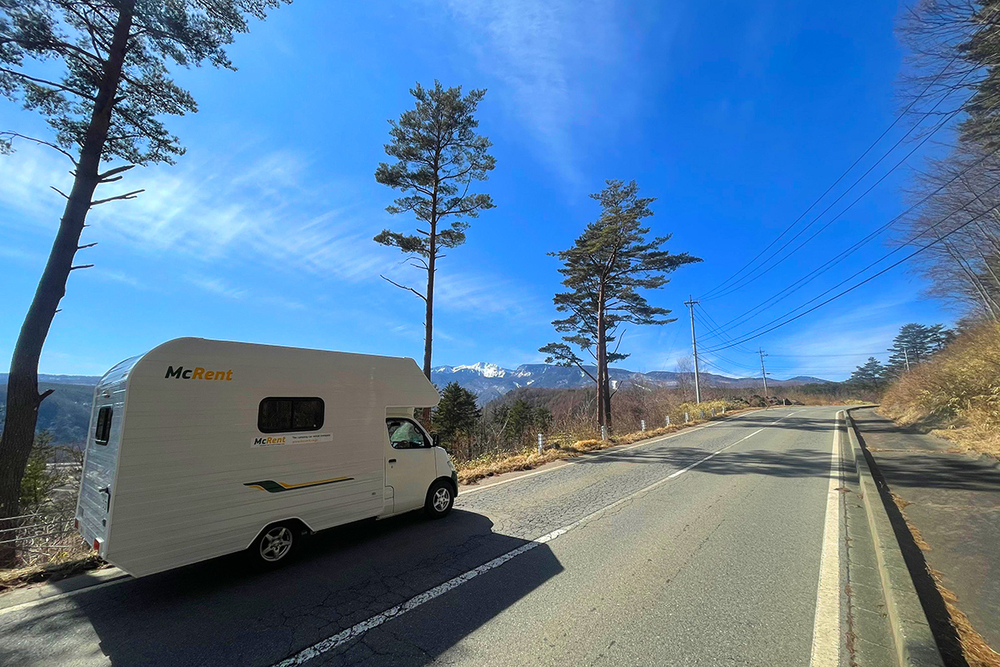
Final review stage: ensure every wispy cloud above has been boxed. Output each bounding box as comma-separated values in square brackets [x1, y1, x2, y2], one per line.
[185, 273, 249, 300]
[442, 0, 647, 186]
[0, 145, 381, 271]
[0, 144, 548, 325]
[91, 268, 143, 288]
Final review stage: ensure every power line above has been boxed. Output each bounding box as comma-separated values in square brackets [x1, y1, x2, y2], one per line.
[699, 54, 962, 301]
[703, 104, 964, 302]
[766, 352, 887, 358]
[703, 142, 1000, 341]
[695, 304, 756, 353]
[701, 192, 1000, 353]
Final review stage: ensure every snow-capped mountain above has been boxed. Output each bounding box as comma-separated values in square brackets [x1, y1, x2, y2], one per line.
[431, 363, 829, 403]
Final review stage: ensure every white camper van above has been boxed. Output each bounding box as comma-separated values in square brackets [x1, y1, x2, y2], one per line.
[75, 338, 457, 577]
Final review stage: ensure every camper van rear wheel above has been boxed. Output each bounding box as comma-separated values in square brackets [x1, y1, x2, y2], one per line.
[425, 480, 454, 518]
[254, 523, 296, 565]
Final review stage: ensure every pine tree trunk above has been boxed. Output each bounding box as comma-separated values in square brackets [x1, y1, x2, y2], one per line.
[603, 369, 613, 433]
[420, 195, 437, 424]
[0, 1, 134, 567]
[596, 282, 608, 433]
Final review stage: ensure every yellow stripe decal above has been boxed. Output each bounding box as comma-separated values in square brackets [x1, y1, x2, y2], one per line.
[243, 477, 354, 493]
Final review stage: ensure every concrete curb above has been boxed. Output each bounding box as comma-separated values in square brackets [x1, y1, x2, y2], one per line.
[0, 566, 128, 613]
[845, 407, 944, 667]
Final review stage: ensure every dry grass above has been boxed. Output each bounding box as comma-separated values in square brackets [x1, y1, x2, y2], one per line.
[0, 554, 105, 593]
[881, 322, 1000, 461]
[892, 489, 999, 666]
[929, 426, 1000, 459]
[927, 566, 1000, 667]
[457, 405, 756, 485]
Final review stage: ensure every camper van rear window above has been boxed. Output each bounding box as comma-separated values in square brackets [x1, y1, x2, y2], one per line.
[94, 406, 113, 445]
[258, 397, 325, 434]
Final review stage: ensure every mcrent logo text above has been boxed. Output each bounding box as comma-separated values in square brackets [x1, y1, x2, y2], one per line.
[254, 436, 286, 446]
[164, 366, 233, 381]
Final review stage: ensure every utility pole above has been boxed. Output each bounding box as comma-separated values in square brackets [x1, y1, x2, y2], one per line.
[758, 348, 769, 398]
[903, 346, 910, 372]
[685, 296, 702, 404]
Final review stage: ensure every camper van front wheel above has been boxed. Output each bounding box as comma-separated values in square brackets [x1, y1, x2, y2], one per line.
[425, 480, 454, 518]
[253, 523, 296, 565]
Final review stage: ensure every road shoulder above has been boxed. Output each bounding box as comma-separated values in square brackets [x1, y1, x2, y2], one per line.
[852, 407, 1000, 665]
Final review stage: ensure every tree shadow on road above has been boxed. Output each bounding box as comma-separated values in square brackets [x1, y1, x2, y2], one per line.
[570, 446, 837, 479]
[703, 412, 839, 434]
[0, 509, 563, 667]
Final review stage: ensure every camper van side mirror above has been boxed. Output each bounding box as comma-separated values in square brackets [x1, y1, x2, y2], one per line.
[431, 432, 441, 448]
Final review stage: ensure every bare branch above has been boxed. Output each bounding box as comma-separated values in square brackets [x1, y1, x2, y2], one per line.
[77, 242, 98, 250]
[90, 189, 144, 206]
[1, 132, 78, 164]
[380, 275, 427, 301]
[97, 164, 135, 181]
[0, 67, 97, 102]
[69, 264, 94, 271]
[50, 186, 69, 199]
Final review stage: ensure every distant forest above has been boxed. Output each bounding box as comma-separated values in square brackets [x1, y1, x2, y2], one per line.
[0, 383, 93, 446]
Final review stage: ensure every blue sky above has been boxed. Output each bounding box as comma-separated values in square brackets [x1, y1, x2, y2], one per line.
[0, 0, 957, 381]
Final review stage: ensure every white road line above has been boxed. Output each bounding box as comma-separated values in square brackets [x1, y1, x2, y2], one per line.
[459, 408, 775, 498]
[270, 421, 775, 667]
[809, 410, 843, 667]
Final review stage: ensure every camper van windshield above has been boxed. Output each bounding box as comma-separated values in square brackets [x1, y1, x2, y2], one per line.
[386, 419, 429, 449]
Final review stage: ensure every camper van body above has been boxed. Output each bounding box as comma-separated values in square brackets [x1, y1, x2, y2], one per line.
[75, 338, 454, 577]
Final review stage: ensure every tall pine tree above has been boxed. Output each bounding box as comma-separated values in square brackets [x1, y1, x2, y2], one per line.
[432, 382, 481, 446]
[374, 82, 495, 394]
[0, 0, 285, 566]
[886, 323, 953, 375]
[540, 180, 700, 433]
[848, 357, 886, 389]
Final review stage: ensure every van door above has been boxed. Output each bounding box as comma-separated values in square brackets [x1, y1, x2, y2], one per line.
[384, 418, 437, 512]
[77, 400, 122, 554]
[76, 356, 136, 556]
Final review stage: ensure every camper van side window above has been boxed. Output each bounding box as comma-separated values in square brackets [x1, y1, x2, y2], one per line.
[94, 406, 113, 445]
[258, 397, 324, 433]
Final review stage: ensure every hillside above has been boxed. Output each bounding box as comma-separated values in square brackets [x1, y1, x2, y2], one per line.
[0, 382, 95, 446]
[880, 322, 1000, 458]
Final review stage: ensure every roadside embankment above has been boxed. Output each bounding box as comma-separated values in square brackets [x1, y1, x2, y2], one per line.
[880, 322, 1000, 460]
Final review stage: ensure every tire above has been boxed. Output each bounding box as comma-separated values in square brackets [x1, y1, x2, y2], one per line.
[251, 522, 298, 566]
[424, 479, 455, 519]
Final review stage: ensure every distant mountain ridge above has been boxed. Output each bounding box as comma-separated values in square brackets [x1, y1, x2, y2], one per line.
[431, 363, 830, 403]
[0, 373, 101, 386]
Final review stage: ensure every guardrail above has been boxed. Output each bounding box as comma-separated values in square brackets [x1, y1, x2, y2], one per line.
[0, 512, 86, 566]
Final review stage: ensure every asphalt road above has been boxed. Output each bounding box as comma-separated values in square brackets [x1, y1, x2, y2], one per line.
[0, 406, 892, 666]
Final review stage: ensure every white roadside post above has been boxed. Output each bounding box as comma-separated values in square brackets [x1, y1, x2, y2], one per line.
[700, 409, 705, 420]
[641, 419, 646, 432]
[537, 433, 543, 455]
[601, 425, 607, 441]
[711, 408, 716, 417]
[684, 412, 689, 423]
[722, 406, 726, 415]
[665, 415, 670, 427]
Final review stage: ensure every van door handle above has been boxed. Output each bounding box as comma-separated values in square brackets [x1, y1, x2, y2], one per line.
[388, 459, 396, 463]
[98, 486, 111, 512]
